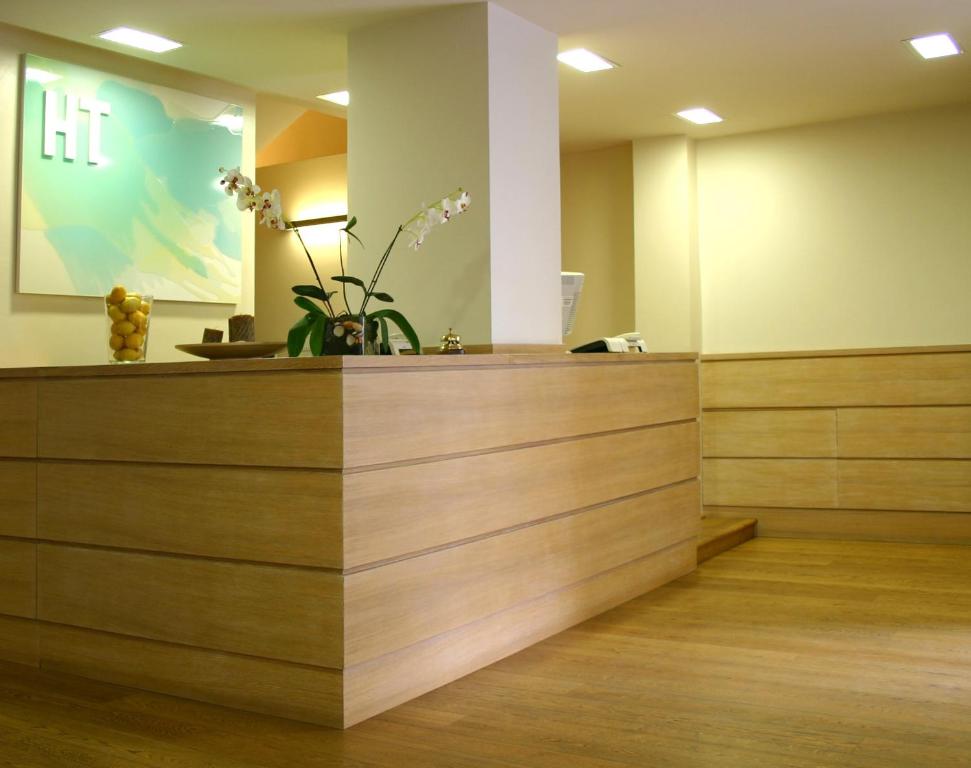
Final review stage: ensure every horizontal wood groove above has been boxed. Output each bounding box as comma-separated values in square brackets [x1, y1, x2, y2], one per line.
[703, 455, 971, 461]
[30, 618, 340, 673]
[344, 477, 700, 575]
[704, 403, 971, 411]
[28, 456, 342, 473]
[0, 535, 343, 573]
[705, 504, 971, 515]
[701, 344, 971, 361]
[343, 417, 698, 474]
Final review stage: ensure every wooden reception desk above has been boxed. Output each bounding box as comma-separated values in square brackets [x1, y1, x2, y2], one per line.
[0, 353, 700, 727]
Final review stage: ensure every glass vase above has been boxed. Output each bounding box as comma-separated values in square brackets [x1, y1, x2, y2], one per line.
[106, 291, 153, 363]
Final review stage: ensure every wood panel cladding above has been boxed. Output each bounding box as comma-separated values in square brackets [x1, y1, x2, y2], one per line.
[38, 462, 341, 567]
[37, 544, 342, 667]
[0, 540, 36, 618]
[701, 347, 971, 543]
[38, 372, 342, 467]
[702, 410, 836, 458]
[344, 421, 698, 568]
[344, 481, 698, 666]
[39, 624, 342, 728]
[342, 539, 695, 727]
[0, 354, 699, 728]
[701, 351, 971, 409]
[0, 380, 36, 457]
[0, 461, 36, 538]
[0, 615, 38, 667]
[703, 458, 837, 509]
[838, 407, 971, 459]
[343, 360, 698, 467]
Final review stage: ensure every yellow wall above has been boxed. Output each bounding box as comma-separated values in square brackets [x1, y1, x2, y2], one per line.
[560, 144, 635, 344]
[697, 103, 971, 353]
[257, 111, 347, 168]
[255, 155, 347, 343]
[632, 136, 701, 352]
[0, 23, 256, 367]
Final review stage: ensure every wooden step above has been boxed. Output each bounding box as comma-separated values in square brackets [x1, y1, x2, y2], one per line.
[697, 516, 757, 564]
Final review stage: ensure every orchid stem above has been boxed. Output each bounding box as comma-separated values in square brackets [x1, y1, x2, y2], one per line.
[291, 225, 337, 318]
[360, 226, 403, 315]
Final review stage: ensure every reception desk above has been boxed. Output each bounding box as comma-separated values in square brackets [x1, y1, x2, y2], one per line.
[0, 353, 700, 727]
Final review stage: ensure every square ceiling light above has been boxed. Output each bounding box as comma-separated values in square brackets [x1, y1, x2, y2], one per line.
[676, 107, 723, 125]
[907, 33, 962, 59]
[317, 91, 350, 106]
[98, 27, 182, 53]
[557, 48, 616, 72]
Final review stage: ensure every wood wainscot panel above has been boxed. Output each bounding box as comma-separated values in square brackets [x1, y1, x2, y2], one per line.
[344, 421, 699, 568]
[0, 461, 36, 538]
[343, 361, 698, 467]
[0, 540, 36, 618]
[702, 409, 836, 458]
[701, 352, 971, 409]
[343, 481, 699, 666]
[39, 624, 342, 728]
[838, 459, 971, 513]
[0, 381, 36, 458]
[0, 615, 38, 667]
[838, 407, 971, 459]
[706, 506, 971, 545]
[37, 372, 342, 468]
[37, 545, 342, 667]
[38, 463, 341, 567]
[702, 458, 837, 509]
[342, 538, 695, 727]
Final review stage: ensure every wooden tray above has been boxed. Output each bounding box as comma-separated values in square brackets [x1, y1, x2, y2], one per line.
[175, 342, 287, 360]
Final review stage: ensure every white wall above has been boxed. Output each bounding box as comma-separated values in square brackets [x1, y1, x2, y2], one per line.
[697, 104, 971, 353]
[0, 23, 255, 367]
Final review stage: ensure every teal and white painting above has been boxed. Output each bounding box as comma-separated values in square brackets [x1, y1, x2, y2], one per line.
[18, 54, 243, 303]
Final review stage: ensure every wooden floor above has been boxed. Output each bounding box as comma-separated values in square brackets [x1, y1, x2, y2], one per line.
[1, 538, 970, 767]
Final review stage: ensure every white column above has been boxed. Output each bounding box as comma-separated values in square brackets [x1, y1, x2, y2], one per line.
[348, 2, 561, 347]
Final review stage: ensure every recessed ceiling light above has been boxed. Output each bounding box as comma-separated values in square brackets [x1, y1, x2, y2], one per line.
[317, 91, 350, 106]
[676, 107, 723, 125]
[98, 27, 182, 53]
[907, 33, 962, 59]
[25, 67, 61, 84]
[557, 48, 616, 72]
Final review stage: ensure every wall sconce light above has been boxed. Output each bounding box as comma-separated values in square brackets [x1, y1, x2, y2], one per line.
[287, 214, 348, 229]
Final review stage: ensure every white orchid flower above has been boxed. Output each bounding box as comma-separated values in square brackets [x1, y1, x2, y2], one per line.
[235, 177, 261, 212]
[219, 166, 244, 195]
[454, 190, 471, 213]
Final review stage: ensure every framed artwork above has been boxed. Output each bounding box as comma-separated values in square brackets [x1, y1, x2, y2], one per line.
[18, 54, 244, 303]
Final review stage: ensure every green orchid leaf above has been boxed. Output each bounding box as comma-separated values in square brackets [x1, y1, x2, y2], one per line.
[287, 313, 314, 357]
[345, 215, 357, 231]
[332, 275, 367, 289]
[371, 291, 394, 303]
[292, 285, 335, 302]
[368, 308, 422, 355]
[309, 315, 327, 356]
[294, 296, 326, 314]
[378, 316, 391, 355]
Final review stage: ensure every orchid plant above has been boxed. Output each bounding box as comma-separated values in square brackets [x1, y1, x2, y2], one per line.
[218, 167, 470, 356]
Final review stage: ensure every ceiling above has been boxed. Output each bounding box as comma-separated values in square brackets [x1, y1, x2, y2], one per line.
[3, 0, 970, 151]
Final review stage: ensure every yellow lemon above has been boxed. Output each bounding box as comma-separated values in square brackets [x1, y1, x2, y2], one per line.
[120, 296, 141, 314]
[128, 310, 146, 328]
[108, 334, 125, 351]
[107, 305, 126, 322]
[111, 320, 136, 336]
[140, 301, 151, 315]
[125, 332, 144, 350]
[114, 348, 141, 362]
[108, 285, 127, 304]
